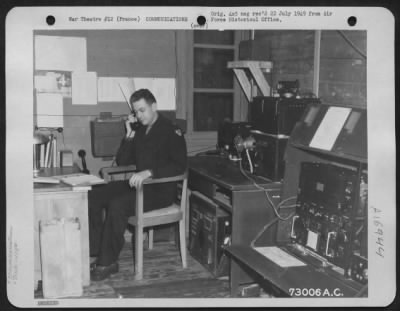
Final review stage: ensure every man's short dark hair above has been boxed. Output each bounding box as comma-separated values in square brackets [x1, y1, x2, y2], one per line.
[129, 89, 157, 106]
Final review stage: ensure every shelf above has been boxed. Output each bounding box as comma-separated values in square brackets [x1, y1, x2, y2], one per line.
[36, 90, 72, 98]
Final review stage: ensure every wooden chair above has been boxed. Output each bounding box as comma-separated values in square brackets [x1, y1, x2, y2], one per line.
[101, 165, 188, 280]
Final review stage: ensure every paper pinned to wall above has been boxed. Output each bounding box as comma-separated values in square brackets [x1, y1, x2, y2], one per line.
[34, 75, 58, 92]
[97, 77, 176, 110]
[309, 106, 352, 151]
[35, 35, 87, 71]
[36, 93, 64, 128]
[71, 72, 97, 105]
[118, 78, 135, 105]
[132, 78, 176, 110]
[97, 77, 135, 103]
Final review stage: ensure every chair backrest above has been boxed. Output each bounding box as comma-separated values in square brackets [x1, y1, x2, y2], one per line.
[135, 172, 188, 220]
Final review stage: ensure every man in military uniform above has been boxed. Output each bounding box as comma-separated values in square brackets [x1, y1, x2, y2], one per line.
[89, 88, 187, 281]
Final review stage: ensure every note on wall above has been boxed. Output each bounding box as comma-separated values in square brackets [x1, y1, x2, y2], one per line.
[132, 78, 176, 110]
[71, 72, 97, 105]
[309, 106, 351, 151]
[97, 77, 176, 110]
[97, 77, 135, 103]
[36, 93, 64, 128]
[34, 75, 58, 92]
[35, 35, 87, 71]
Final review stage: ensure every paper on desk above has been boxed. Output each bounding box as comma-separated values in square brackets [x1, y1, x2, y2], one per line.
[309, 106, 351, 151]
[36, 93, 64, 128]
[254, 246, 306, 268]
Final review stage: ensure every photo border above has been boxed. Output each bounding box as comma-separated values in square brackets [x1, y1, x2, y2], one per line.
[4, 5, 396, 308]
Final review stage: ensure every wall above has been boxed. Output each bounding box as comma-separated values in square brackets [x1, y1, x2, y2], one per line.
[253, 30, 367, 107]
[319, 30, 366, 107]
[182, 30, 247, 156]
[254, 30, 316, 95]
[34, 30, 178, 175]
[34, 30, 367, 175]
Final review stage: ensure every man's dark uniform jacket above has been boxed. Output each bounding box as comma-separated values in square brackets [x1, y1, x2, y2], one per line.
[88, 113, 187, 261]
[115, 113, 187, 211]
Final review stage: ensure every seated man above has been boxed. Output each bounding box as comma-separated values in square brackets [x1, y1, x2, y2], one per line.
[89, 88, 187, 281]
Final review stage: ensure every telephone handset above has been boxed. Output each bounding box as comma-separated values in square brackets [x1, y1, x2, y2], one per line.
[129, 111, 142, 131]
[118, 82, 142, 131]
[130, 120, 141, 130]
[78, 149, 90, 174]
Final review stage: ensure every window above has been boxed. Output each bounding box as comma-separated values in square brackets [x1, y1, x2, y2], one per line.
[193, 31, 236, 132]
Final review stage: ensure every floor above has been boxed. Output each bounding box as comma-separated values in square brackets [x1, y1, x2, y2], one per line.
[35, 240, 231, 299]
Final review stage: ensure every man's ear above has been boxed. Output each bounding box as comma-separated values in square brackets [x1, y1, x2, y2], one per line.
[152, 102, 158, 112]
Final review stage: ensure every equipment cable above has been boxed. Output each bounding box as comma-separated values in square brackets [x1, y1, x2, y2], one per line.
[238, 158, 297, 221]
[238, 156, 297, 248]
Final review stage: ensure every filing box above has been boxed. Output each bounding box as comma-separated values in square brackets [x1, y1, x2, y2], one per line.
[39, 217, 83, 298]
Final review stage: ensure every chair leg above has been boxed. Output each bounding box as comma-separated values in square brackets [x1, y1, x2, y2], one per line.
[134, 225, 144, 280]
[174, 223, 179, 249]
[179, 219, 187, 268]
[130, 231, 136, 269]
[148, 228, 154, 250]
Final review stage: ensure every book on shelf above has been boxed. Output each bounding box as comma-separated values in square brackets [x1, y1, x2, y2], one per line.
[40, 144, 46, 168]
[52, 173, 105, 186]
[52, 137, 57, 167]
[44, 138, 51, 167]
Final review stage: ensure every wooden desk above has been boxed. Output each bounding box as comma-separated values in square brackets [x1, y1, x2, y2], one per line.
[34, 167, 91, 289]
[225, 245, 365, 297]
[188, 156, 282, 296]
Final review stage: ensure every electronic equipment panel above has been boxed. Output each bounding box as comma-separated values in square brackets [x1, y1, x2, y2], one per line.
[289, 103, 367, 160]
[216, 121, 287, 181]
[249, 97, 320, 136]
[189, 191, 231, 277]
[243, 132, 288, 181]
[291, 162, 368, 284]
[217, 121, 253, 154]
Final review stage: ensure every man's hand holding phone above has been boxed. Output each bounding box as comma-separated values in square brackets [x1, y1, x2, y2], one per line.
[125, 113, 137, 139]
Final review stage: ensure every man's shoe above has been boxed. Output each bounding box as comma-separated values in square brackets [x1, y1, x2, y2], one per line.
[90, 262, 119, 281]
[90, 257, 98, 272]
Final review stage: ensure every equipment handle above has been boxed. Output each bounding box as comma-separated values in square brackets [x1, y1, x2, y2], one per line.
[325, 232, 335, 257]
[290, 215, 299, 238]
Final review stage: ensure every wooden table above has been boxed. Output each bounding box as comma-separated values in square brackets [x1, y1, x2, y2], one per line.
[34, 167, 91, 289]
